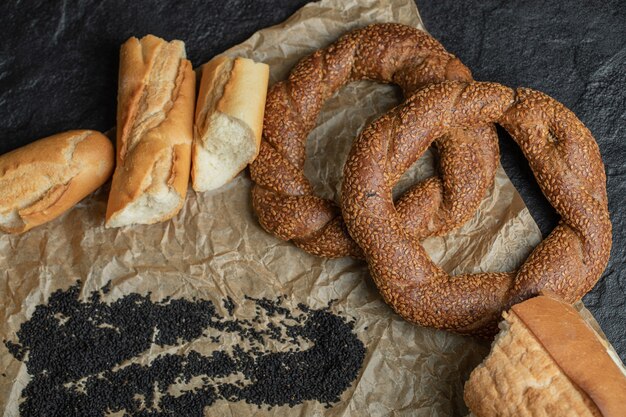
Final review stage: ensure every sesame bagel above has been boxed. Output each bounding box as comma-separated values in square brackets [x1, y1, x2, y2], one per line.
[341, 81, 611, 335]
[250, 23, 499, 258]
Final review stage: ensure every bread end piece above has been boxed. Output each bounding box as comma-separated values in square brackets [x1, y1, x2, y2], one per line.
[0, 130, 114, 234]
[192, 56, 269, 192]
[464, 294, 626, 417]
[106, 35, 195, 228]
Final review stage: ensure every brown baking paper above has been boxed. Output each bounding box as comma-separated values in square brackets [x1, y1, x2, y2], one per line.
[0, 0, 549, 416]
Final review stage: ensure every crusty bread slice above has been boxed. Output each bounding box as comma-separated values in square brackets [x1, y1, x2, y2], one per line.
[464, 294, 626, 417]
[192, 56, 269, 192]
[106, 35, 195, 228]
[0, 130, 114, 234]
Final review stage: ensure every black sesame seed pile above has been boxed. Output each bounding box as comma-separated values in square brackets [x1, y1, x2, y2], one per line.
[5, 282, 365, 416]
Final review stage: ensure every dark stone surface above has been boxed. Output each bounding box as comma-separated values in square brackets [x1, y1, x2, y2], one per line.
[0, 0, 624, 358]
[0, 0, 310, 154]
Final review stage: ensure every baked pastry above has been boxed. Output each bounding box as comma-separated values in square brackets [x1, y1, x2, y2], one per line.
[106, 35, 195, 228]
[250, 23, 499, 258]
[341, 81, 611, 334]
[192, 56, 269, 192]
[0, 130, 114, 233]
[464, 293, 626, 416]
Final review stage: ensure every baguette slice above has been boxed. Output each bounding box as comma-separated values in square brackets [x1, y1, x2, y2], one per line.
[192, 56, 269, 192]
[106, 35, 195, 228]
[0, 130, 114, 233]
[464, 293, 626, 417]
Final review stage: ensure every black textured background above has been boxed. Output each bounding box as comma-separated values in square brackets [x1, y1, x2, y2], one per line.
[0, 0, 624, 359]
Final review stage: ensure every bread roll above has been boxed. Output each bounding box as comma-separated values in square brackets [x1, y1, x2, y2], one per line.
[0, 130, 114, 234]
[192, 56, 269, 192]
[106, 35, 195, 228]
[464, 293, 626, 417]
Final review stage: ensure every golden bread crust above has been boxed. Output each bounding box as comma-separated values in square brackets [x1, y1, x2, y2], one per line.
[106, 35, 194, 227]
[192, 56, 269, 192]
[464, 310, 602, 417]
[0, 130, 114, 233]
[465, 295, 626, 416]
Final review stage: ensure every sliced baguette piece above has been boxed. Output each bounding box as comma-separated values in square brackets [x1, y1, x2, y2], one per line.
[106, 35, 195, 228]
[192, 55, 269, 192]
[464, 293, 626, 417]
[0, 130, 114, 234]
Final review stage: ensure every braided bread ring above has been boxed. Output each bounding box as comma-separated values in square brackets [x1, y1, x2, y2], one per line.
[342, 81, 612, 335]
[250, 23, 499, 258]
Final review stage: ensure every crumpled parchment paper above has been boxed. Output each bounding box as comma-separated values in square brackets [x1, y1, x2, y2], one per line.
[0, 0, 555, 415]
